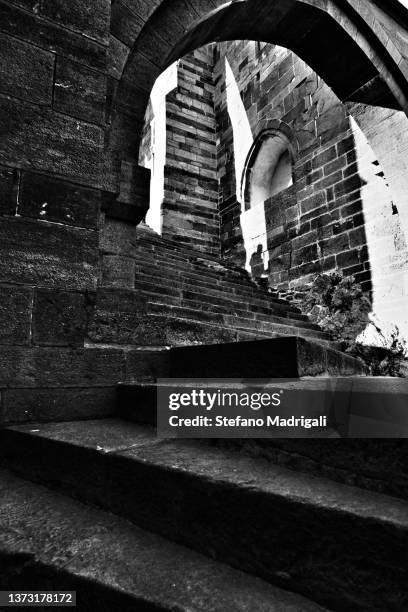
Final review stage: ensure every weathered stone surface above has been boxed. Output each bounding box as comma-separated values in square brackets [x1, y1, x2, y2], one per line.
[131, 25, 172, 69]
[89, 309, 236, 346]
[19, 172, 100, 229]
[236, 434, 408, 500]
[0, 32, 54, 104]
[120, 0, 162, 22]
[2, 420, 408, 612]
[0, 165, 18, 215]
[0, 95, 103, 188]
[0, 286, 33, 346]
[0, 218, 99, 289]
[169, 337, 364, 378]
[1, 387, 116, 424]
[54, 57, 107, 125]
[107, 35, 130, 80]
[0, 470, 324, 612]
[101, 255, 136, 289]
[111, 0, 145, 47]
[0, 347, 126, 387]
[0, 2, 106, 71]
[100, 218, 137, 255]
[33, 289, 89, 347]
[40, 0, 110, 45]
[88, 288, 147, 345]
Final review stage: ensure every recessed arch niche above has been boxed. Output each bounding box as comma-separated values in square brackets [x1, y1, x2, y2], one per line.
[242, 130, 295, 210]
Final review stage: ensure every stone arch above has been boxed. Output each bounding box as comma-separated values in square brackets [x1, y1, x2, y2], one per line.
[105, 0, 408, 223]
[241, 121, 296, 209]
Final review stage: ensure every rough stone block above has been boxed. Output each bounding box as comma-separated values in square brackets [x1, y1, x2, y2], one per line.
[0, 2, 106, 70]
[120, 0, 162, 21]
[133, 26, 172, 69]
[0, 286, 33, 346]
[336, 248, 361, 269]
[88, 288, 147, 345]
[102, 255, 136, 289]
[54, 56, 107, 125]
[102, 111, 144, 192]
[316, 105, 349, 144]
[0, 95, 103, 188]
[117, 162, 150, 204]
[89, 311, 163, 346]
[0, 346, 126, 387]
[19, 172, 100, 229]
[111, 0, 144, 47]
[0, 165, 18, 215]
[33, 289, 89, 347]
[292, 244, 318, 266]
[0, 32, 54, 104]
[107, 35, 130, 80]
[100, 218, 137, 255]
[300, 192, 326, 215]
[40, 0, 110, 45]
[0, 217, 99, 289]
[1, 387, 116, 424]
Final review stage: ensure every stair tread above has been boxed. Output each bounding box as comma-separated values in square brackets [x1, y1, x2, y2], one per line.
[146, 307, 330, 338]
[0, 468, 326, 612]
[6, 419, 408, 527]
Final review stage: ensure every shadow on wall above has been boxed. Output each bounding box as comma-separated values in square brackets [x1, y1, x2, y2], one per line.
[135, 38, 408, 344]
[249, 244, 268, 280]
[220, 41, 408, 342]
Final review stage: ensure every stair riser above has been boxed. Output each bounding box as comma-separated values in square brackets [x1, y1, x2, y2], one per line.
[118, 385, 157, 426]
[225, 438, 408, 501]
[0, 431, 406, 612]
[134, 279, 305, 320]
[117, 385, 408, 500]
[169, 338, 366, 378]
[147, 307, 323, 336]
[135, 272, 304, 315]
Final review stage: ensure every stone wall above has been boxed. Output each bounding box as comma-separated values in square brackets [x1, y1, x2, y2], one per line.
[164, 47, 219, 256]
[2, 1, 408, 424]
[0, 0, 146, 422]
[139, 47, 220, 256]
[212, 40, 408, 337]
[139, 39, 408, 338]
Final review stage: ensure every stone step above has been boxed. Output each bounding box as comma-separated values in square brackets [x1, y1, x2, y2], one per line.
[147, 302, 326, 335]
[118, 378, 408, 498]
[134, 272, 304, 316]
[181, 289, 306, 319]
[139, 287, 307, 324]
[167, 337, 366, 378]
[134, 264, 299, 309]
[1, 420, 407, 611]
[0, 469, 326, 612]
[141, 311, 332, 347]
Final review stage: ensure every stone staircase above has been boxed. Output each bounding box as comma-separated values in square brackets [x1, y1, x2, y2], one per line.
[2, 227, 404, 610]
[126, 225, 334, 346]
[1, 389, 407, 611]
[0, 338, 406, 610]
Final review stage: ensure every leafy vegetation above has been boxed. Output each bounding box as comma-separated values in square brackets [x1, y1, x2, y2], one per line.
[301, 273, 407, 377]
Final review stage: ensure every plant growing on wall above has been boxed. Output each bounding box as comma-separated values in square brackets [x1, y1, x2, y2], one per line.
[301, 273, 407, 377]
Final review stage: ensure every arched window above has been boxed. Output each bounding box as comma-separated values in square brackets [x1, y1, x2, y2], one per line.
[242, 131, 293, 209]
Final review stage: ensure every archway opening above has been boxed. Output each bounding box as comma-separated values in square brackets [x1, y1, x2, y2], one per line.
[133, 36, 408, 346]
[243, 132, 293, 209]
